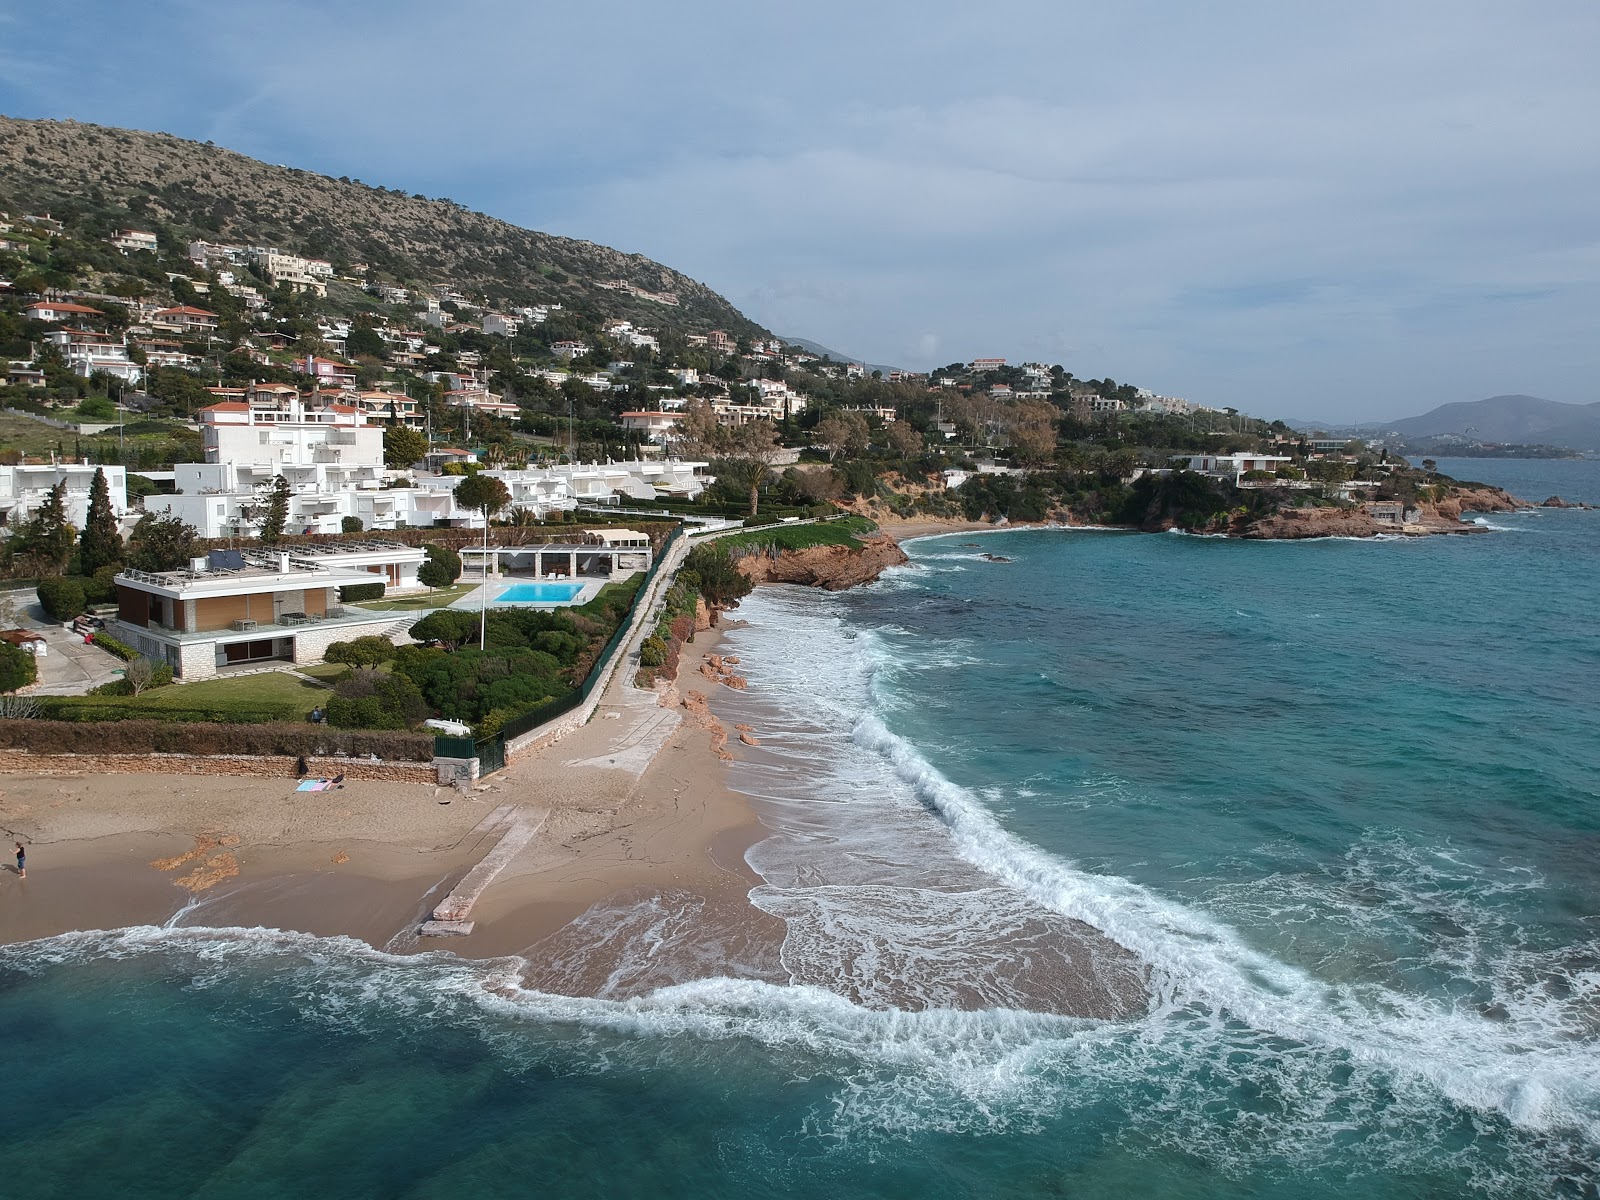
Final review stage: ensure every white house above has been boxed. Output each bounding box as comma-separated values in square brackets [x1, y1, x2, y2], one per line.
[110, 552, 400, 680]
[0, 463, 128, 528]
[482, 313, 521, 337]
[109, 229, 158, 254]
[1186, 453, 1293, 480]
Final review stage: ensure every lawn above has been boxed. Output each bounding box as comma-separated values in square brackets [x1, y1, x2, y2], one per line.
[356, 583, 479, 612]
[295, 662, 351, 684]
[710, 515, 879, 554]
[142, 670, 329, 709]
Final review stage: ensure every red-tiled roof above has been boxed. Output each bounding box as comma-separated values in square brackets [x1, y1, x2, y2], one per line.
[200, 402, 249, 412]
[155, 305, 219, 317]
[27, 301, 103, 315]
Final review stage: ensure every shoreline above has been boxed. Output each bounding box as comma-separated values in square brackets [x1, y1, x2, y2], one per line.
[0, 622, 785, 996]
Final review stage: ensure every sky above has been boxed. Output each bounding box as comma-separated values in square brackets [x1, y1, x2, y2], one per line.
[2, 0, 1597, 422]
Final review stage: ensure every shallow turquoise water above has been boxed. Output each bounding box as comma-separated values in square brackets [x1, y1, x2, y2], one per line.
[2, 459, 1595, 1198]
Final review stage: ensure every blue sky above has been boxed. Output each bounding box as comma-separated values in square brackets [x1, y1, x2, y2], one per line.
[3, 0, 1597, 421]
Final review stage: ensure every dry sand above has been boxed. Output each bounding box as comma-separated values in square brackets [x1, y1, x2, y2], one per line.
[0, 626, 782, 990]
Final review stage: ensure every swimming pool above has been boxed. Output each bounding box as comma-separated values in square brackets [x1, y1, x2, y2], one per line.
[495, 581, 585, 603]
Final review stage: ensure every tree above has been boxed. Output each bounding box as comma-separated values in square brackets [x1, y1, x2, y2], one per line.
[726, 420, 785, 516]
[886, 422, 925, 460]
[684, 543, 752, 624]
[325, 635, 399, 667]
[259, 475, 291, 544]
[0, 643, 37, 694]
[1006, 401, 1058, 465]
[383, 424, 429, 469]
[345, 325, 386, 359]
[17, 483, 76, 576]
[408, 608, 478, 650]
[1422, 458, 1438, 476]
[127, 512, 201, 572]
[78, 467, 123, 575]
[124, 657, 156, 696]
[417, 542, 462, 589]
[454, 473, 511, 524]
[341, 515, 364, 534]
[814, 411, 869, 461]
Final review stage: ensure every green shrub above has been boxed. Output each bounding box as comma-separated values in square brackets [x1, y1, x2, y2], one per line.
[338, 581, 386, 602]
[36, 576, 86, 621]
[325, 668, 427, 730]
[84, 565, 120, 605]
[37, 697, 303, 723]
[86, 662, 173, 697]
[0, 643, 38, 693]
[324, 635, 398, 666]
[90, 631, 137, 661]
[0, 719, 433, 760]
[639, 635, 667, 667]
[341, 516, 365, 534]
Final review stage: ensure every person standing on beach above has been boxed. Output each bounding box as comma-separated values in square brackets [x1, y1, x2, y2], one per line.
[14, 841, 24, 879]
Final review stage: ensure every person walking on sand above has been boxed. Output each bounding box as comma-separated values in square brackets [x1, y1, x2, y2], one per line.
[14, 841, 24, 879]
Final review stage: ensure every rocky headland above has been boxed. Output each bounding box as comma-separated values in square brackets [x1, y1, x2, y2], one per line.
[731, 534, 909, 591]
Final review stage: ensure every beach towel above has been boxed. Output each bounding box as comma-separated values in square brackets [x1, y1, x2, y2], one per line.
[295, 779, 334, 792]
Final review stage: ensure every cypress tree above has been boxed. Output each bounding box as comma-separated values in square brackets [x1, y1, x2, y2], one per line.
[78, 467, 123, 575]
[260, 474, 291, 544]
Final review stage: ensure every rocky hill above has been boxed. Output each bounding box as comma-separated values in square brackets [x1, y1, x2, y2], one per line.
[0, 115, 768, 339]
[1382, 394, 1600, 451]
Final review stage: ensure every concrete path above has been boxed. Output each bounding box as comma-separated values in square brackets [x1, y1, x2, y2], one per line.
[420, 805, 548, 935]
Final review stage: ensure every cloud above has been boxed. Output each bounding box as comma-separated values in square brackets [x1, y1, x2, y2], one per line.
[3, 0, 1598, 419]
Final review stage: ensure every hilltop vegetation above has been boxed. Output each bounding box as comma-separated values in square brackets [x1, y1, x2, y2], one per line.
[0, 116, 768, 340]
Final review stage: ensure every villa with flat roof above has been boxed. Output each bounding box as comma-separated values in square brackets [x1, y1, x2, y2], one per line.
[110, 551, 399, 679]
[460, 529, 652, 584]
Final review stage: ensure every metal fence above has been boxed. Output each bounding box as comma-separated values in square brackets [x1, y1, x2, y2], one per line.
[433, 523, 689, 773]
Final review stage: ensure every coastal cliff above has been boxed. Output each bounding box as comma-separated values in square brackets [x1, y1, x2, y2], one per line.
[733, 534, 909, 591]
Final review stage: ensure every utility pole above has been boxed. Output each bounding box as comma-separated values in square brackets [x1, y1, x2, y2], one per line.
[479, 512, 490, 651]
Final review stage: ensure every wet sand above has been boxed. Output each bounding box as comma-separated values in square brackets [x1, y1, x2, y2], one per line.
[0, 595, 1148, 1019]
[0, 626, 786, 990]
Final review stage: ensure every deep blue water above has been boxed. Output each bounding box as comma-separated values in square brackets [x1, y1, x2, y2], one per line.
[2, 459, 1596, 1198]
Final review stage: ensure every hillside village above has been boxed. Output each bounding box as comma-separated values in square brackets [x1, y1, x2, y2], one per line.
[0, 119, 1530, 774]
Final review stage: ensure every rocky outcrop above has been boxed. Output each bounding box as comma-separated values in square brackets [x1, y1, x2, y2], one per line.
[1540, 495, 1594, 509]
[1238, 508, 1389, 540]
[1424, 485, 1525, 521]
[734, 535, 909, 591]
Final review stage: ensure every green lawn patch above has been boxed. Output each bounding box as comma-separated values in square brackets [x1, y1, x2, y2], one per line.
[355, 584, 478, 611]
[712, 516, 878, 555]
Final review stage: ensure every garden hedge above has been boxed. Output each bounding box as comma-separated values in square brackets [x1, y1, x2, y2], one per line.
[0, 719, 434, 761]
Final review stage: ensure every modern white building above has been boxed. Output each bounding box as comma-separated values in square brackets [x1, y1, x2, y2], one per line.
[197, 388, 385, 470]
[0, 462, 129, 528]
[45, 329, 143, 385]
[1186, 453, 1294, 481]
[110, 551, 400, 679]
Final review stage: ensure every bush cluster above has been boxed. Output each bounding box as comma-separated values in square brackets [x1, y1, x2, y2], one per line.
[0, 719, 434, 761]
[89, 631, 138, 661]
[0, 642, 38, 693]
[36, 576, 85, 620]
[338, 582, 386, 603]
[38, 697, 305, 723]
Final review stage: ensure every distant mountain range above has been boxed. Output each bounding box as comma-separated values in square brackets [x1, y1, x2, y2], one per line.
[781, 337, 903, 377]
[1299, 395, 1600, 451]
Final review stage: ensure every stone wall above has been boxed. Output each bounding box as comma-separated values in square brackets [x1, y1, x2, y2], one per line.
[0, 750, 435, 782]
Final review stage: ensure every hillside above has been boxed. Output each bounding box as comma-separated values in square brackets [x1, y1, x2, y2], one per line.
[1385, 395, 1600, 450]
[0, 115, 769, 340]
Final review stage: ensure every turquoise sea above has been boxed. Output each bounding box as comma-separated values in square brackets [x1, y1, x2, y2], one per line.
[3, 458, 1596, 1198]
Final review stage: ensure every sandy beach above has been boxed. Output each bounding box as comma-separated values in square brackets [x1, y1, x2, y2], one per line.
[0, 622, 782, 992]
